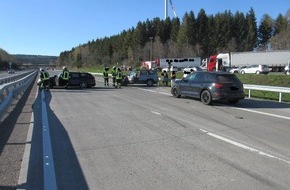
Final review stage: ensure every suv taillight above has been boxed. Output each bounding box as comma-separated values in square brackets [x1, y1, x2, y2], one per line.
[214, 83, 223, 89]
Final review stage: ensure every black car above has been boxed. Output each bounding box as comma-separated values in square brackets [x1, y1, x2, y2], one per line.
[171, 71, 245, 105]
[51, 71, 96, 88]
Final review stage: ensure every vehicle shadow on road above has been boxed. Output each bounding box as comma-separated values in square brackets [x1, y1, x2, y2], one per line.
[44, 92, 90, 190]
[50, 86, 118, 92]
[234, 98, 290, 109]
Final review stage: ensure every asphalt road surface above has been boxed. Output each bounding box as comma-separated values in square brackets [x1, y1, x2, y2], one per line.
[2, 76, 290, 190]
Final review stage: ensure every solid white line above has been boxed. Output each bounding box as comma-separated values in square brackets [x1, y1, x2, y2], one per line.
[200, 129, 290, 164]
[233, 107, 290, 120]
[151, 111, 162, 115]
[137, 87, 290, 164]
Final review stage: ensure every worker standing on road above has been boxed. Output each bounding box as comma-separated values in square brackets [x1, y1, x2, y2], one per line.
[162, 70, 168, 86]
[111, 66, 117, 87]
[116, 67, 122, 88]
[170, 71, 176, 87]
[62, 66, 70, 87]
[103, 67, 109, 86]
[39, 68, 50, 90]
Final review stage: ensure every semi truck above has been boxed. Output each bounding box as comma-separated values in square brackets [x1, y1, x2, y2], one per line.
[206, 50, 290, 72]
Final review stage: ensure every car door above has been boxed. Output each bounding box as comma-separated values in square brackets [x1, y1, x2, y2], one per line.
[69, 72, 80, 86]
[178, 73, 195, 96]
[137, 70, 148, 83]
[187, 72, 205, 98]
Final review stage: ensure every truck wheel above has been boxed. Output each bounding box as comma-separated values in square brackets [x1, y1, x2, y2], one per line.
[146, 80, 154, 87]
[200, 90, 212, 105]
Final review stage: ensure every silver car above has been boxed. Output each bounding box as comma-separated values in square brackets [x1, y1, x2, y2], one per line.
[240, 65, 269, 74]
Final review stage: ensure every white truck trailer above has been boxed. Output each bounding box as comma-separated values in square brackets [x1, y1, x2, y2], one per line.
[227, 50, 290, 72]
[156, 57, 201, 69]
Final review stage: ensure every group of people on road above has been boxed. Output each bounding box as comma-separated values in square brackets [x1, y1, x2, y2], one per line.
[103, 66, 123, 88]
[39, 66, 70, 90]
[161, 70, 176, 87]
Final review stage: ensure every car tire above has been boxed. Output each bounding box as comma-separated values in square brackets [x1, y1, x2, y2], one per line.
[80, 81, 88, 88]
[48, 81, 54, 89]
[241, 70, 245, 74]
[146, 80, 154, 87]
[256, 70, 260, 75]
[171, 87, 181, 98]
[200, 90, 212, 105]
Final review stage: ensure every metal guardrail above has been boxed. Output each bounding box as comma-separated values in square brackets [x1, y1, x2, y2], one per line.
[41, 90, 57, 190]
[244, 84, 290, 103]
[0, 71, 38, 123]
[0, 70, 36, 85]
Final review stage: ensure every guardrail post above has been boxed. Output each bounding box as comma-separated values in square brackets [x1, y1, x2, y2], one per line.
[279, 92, 282, 103]
[248, 89, 251, 99]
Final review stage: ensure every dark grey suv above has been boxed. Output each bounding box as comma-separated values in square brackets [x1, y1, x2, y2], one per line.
[171, 71, 245, 105]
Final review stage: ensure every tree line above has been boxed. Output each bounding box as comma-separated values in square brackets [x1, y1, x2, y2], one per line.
[57, 8, 290, 69]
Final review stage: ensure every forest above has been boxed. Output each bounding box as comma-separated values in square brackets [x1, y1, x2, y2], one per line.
[56, 8, 290, 69]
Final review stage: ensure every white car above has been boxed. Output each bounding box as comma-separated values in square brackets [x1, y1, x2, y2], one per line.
[183, 66, 203, 73]
[229, 66, 247, 74]
[8, 69, 15, 74]
[240, 65, 269, 74]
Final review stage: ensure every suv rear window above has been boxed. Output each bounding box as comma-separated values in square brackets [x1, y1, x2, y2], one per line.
[217, 74, 240, 83]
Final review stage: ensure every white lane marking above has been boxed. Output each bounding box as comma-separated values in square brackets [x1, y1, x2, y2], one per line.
[233, 107, 290, 120]
[151, 111, 162, 115]
[200, 129, 290, 164]
[138, 87, 290, 121]
[137, 87, 290, 164]
[136, 87, 171, 96]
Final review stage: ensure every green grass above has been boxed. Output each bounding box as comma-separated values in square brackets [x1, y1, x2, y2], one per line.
[235, 74, 290, 102]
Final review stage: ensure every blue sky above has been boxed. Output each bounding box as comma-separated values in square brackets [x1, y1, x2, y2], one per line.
[0, 0, 289, 56]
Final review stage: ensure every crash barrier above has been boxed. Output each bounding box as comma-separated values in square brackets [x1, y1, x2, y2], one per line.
[41, 90, 57, 190]
[0, 71, 38, 123]
[244, 84, 290, 103]
[0, 70, 36, 85]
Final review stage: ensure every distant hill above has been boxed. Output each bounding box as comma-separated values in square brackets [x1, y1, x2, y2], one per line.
[0, 48, 15, 62]
[13, 54, 58, 65]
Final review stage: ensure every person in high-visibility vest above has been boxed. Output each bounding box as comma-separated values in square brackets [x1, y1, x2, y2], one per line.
[116, 67, 123, 88]
[111, 66, 117, 86]
[39, 68, 50, 90]
[103, 67, 109, 86]
[62, 66, 70, 87]
[170, 70, 176, 87]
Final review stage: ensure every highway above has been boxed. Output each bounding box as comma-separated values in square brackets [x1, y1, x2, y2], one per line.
[18, 76, 290, 189]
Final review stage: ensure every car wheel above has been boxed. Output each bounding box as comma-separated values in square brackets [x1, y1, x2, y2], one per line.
[256, 70, 260, 74]
[48, 81, 54, 89]
[200, 90, 212, 105]
[171, 87, 181, 98]
[241, 70, 245, 74]
[146, 80, 154, 87]
[80, 81, 88, 88]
